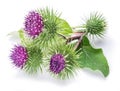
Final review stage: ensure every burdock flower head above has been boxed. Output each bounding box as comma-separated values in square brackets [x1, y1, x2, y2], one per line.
[10, 45, 28, 68]
[24, 11, 44, 38]
[85, 12, 106, 37]
[50, 54, 65, 74]
[47, 39, 78, 79]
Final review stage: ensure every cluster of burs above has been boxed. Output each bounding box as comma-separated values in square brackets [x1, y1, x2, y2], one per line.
[9, 7, 109, 79]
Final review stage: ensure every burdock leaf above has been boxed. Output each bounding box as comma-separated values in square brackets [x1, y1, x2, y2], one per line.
[18, 29, 32, 47]
[57, 18, 73, 37]
[18, 29, 25, 42]
[78, 37, 109, 77]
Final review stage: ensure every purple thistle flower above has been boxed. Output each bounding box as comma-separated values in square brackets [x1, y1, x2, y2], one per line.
[50, 54, 65, 74]
[24, 11, 44, 38]
[10, 45, 28, 68]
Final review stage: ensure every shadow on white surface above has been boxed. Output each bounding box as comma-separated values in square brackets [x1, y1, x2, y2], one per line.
[15, 70, 76, 86]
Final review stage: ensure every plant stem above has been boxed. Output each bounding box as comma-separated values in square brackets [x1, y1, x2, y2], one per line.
[73, 33, 85, 50]
[57, 32, 86, 50]
[72, 26, 81, 29]
[67, 32, 84, 43]
[67, 32, 86, 50]
[72, 25, 86, 29]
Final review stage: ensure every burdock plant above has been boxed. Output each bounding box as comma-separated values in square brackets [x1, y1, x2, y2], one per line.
[9, 7, 109, 79]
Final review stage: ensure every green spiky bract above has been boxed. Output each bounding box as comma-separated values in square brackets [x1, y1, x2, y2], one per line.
[84, 12, 106, 37]
[34, 8, 60, 50]
[18, 30, 43, 74]
[46, 38, 79, 79]
[23, 45, 43, 74]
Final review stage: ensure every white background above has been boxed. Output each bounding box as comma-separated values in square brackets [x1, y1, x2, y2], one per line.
[0, 0, 120, 91]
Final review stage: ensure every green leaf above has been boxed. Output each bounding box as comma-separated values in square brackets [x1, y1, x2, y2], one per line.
[7, 31, 20, 42]
[18, 29, 32, 47]
[18, 29, 25, 42]
[78, 37, 109, 77]
[57, 18, 73, 37]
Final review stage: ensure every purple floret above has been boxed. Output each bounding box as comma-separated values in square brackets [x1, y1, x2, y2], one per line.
[50, 54, 65, 74]
[10, 45, 28, 68]
[24, 11, 44, 38]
